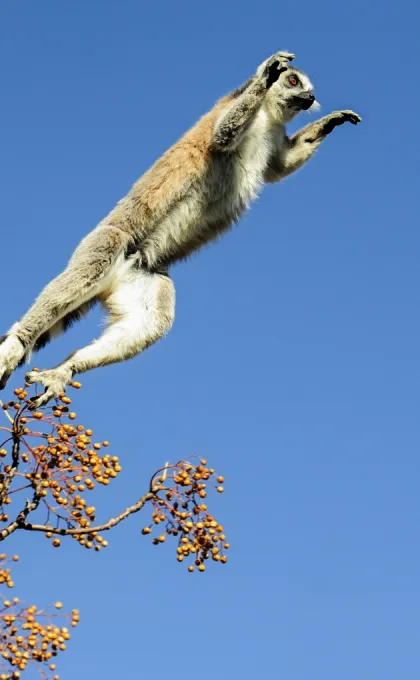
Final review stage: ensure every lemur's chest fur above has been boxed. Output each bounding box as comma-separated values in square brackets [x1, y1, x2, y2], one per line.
[141, 110, 276, 267]
[224, 110, 273, 211]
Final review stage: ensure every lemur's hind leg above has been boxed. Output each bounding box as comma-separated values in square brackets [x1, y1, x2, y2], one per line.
[26, 265, 175, 409]
[0, 226, 130, 390]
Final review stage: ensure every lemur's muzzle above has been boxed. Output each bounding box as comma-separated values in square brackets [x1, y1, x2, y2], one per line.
[295, 92, 316, 110]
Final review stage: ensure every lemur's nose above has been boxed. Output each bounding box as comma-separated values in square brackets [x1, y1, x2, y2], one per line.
[307, 92, 315, 102]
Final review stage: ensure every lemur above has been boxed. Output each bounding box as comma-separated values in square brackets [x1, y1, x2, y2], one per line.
[0, 51, 361, 408]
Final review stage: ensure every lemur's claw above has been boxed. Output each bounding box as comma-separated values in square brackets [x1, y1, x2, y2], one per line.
[27, 391, 55, 411]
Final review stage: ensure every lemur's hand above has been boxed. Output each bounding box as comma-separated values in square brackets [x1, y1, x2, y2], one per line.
[262, 52, 295, 89]
[322, 110, 362, 135]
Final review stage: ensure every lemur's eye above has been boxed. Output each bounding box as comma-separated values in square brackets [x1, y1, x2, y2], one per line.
[288, 75, 299, 86]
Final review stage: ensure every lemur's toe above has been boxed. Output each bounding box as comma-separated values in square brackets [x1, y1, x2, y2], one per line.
[25, 371, 40, 385]
[28, 390, 54, 410]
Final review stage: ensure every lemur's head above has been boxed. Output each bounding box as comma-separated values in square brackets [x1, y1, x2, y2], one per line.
[258, 57, 319, 123]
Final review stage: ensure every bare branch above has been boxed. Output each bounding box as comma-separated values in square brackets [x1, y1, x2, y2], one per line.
[1, 489, 157, 540]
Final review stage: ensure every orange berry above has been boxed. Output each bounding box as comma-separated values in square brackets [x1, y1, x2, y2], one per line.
[141, 527, 152, 535]
[198, 564, 206, 572]
[188, 565, 194, 572]
[70, 381, 82, 389]
[216, 486, 224, 493]
[217, 476, 224, 483]
[52, 539, 61, 548]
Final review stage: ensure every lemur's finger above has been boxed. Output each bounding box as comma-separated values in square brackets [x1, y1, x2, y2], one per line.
[277, 52, 295, 61]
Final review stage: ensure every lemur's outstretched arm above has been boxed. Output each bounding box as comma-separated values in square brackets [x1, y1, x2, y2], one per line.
[212, 52, 295, 151]
[264, 110, 362, 182]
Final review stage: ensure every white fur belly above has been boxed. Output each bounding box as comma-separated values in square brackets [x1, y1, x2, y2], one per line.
[233, 123, 271, 209]
[142, 194, 203, 265]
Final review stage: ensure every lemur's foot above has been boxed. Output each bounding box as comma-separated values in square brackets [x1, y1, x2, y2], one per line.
[0, 332, 26, 390]
[26, 366, 73, 409]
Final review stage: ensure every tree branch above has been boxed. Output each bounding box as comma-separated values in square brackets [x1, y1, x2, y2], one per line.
[0, 433, 20, 505]
[0, 489, 157, 540]
[1, 482, 43, 540]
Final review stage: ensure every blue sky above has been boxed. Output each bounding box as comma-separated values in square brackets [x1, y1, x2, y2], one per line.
[0, 1, 419, 678]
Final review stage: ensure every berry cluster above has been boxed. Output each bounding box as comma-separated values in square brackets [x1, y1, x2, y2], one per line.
[143, 459, 230, 572]
[0, 377, 230, 680]
[0, 384, 121, 549]
[0, 554, 78, 680]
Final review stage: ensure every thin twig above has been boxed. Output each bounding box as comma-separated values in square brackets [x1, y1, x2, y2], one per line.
[0, 402, 14, 425]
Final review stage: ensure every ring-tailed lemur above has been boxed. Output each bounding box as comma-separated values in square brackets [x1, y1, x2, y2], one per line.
[0, 51, 361, 407]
